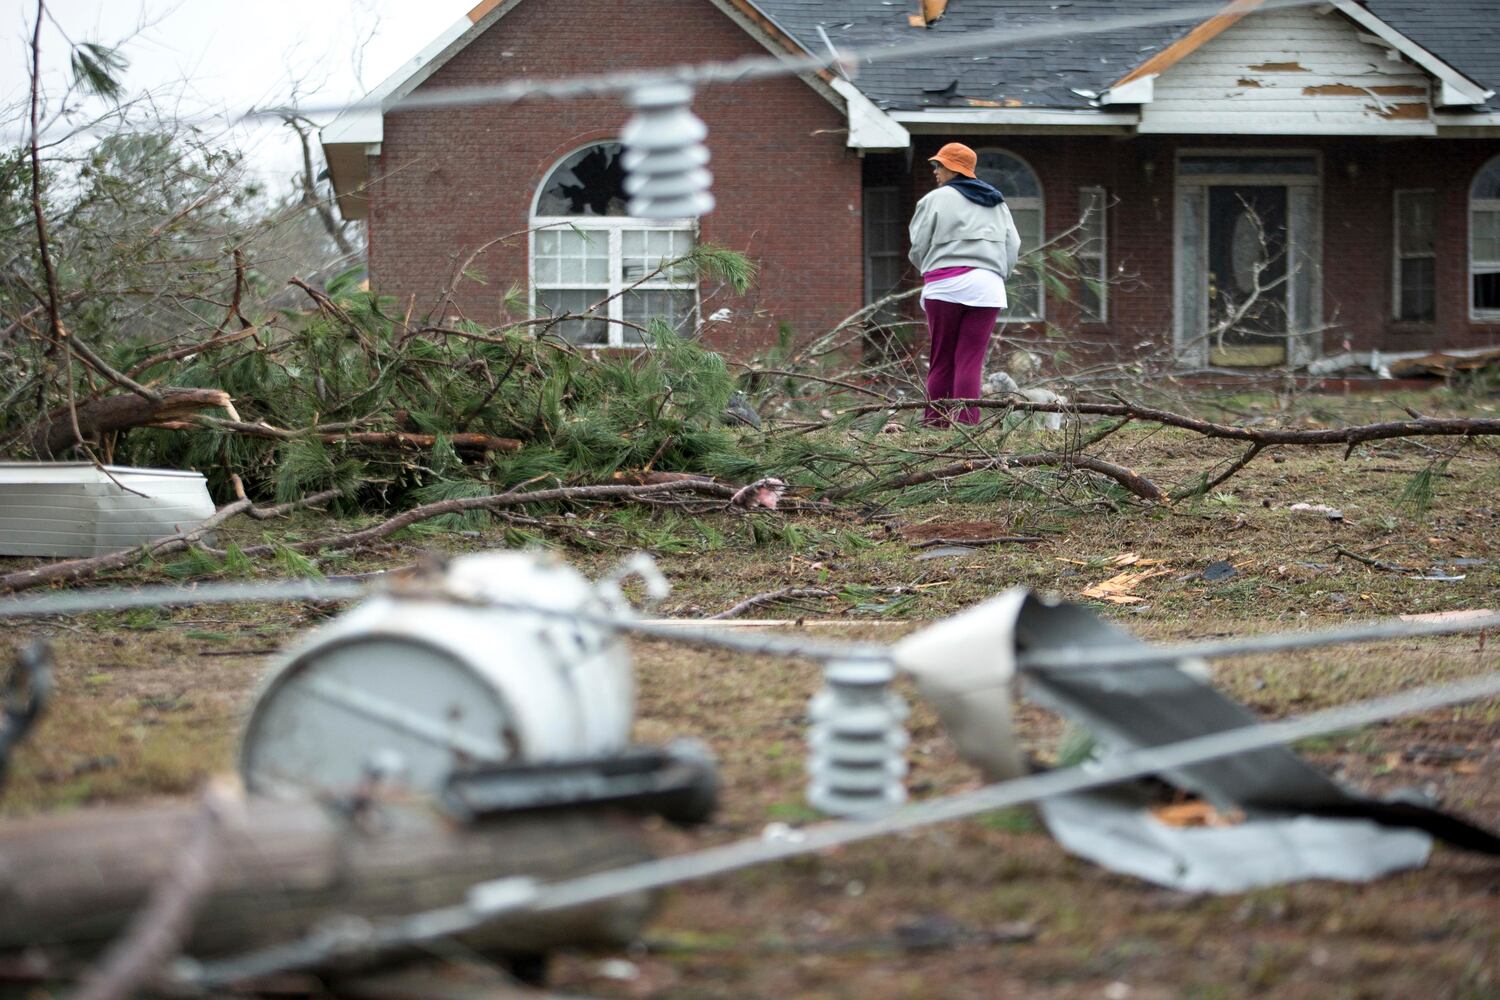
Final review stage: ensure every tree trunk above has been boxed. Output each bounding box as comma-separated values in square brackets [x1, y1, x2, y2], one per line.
[0, 795, 657, 970]
[31, 388, 232, 456]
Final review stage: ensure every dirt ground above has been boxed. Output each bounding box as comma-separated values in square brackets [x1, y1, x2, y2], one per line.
[2, 396, 1499, 999]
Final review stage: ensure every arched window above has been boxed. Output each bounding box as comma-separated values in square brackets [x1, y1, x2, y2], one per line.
[1471, 155, 1500, 319]
[976, 148, 1043, 322]
[531, 142, 698, 346]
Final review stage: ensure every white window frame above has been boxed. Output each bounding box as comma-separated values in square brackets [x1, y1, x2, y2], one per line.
[1392, 188, 1436, 323]
[1077, 186, 1108, 323]
[1471, 155, 1500, 321]
[975, 147, 1045, 324]
[529, 143, 700, 348]
[863, 184, 904, 310]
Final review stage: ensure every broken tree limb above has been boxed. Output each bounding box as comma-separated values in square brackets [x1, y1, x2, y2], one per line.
[221, 480, 744, 562]
[805, 398, 1500, 448]
[1172, 442, 1267, 501]
[728, 362, 892, 401]
[823, 453, 1165, 503]
[710, 587, 836, 620]
[910, 535, 1043, 550]
[0, 498, 251, 594]
[332, 431, 524, 455]
[0, 487, 343, 594]
[125, 326, 262, 378]
[0, 795, 656, 973]
[29, 387, 234, 456]
[1331, 546, 1417, 575]
[228, 475, 342, 521]
[0, 480, 755, 594]
[609, 471, 718, 486]
[153, 416, 525, 456]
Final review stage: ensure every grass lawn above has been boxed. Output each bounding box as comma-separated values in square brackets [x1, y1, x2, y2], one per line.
[2, 400, 1498, 999]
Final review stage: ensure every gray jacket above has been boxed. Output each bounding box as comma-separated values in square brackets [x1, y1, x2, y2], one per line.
[907, 185, 1022, 278]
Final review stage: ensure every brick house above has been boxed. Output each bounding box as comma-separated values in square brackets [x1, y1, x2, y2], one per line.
[322, 0, 1500, 367]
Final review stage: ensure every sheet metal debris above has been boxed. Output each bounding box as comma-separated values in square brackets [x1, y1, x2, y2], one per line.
[890, 588, 1500, 892]
[1041, 788, 1432, 893]
[992, 590, 1498, 891]
[0, 462, 214, 557]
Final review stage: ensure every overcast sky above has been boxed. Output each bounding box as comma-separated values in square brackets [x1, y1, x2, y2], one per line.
[2, 0, 474, 190]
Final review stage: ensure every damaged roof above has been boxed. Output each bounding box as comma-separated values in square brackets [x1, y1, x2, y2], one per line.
[1365, 1, 1500, 112]
[750, 0, 1500, 112]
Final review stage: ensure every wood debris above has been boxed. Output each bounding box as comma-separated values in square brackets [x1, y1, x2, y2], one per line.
[1082, 565, 1171, 604]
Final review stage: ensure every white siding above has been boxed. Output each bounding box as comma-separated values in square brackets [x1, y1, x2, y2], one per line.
[0, 464, 215, 557]
[1141, 6, 1434, 135]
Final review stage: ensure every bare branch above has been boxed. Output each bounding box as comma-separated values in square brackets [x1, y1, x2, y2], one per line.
[823, 452, 1165, 503]
[710, 586, 836, 619]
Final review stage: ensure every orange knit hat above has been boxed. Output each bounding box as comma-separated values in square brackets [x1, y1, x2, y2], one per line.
[929, 142, 977, 178]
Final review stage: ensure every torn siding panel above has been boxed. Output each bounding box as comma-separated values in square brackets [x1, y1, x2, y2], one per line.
[1114, 0, 1266, 89]
[1142, 5, 1435, 135]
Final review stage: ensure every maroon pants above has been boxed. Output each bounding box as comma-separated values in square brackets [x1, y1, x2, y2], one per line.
[922, 298, 999, 426]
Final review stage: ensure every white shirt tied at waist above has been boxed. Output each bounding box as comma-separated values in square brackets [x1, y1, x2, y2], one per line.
[921, 267, 1008, 309]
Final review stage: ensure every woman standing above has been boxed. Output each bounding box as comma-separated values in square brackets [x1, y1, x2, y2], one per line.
[907, 143, 1021, 426]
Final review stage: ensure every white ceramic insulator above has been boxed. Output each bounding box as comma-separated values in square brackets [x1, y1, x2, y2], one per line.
[806, 660, 908, 818]
[621, 82, 715, 220]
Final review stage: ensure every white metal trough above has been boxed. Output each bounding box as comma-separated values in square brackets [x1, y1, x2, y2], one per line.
[0, 462, 215, 558]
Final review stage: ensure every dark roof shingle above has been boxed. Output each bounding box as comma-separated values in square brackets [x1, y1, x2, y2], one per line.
[751, 0, 1499, 112]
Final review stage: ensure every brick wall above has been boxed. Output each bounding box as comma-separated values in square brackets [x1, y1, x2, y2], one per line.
[366, 0, 863, 355]
[889, 134, 1500, 361]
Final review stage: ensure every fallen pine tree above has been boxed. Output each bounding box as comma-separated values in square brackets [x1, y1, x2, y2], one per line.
[7, 245, 1500, 592]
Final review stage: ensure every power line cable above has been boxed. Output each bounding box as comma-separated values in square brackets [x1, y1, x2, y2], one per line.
[7, 0, 1325, 144]
[2, 581, 1495, 670]
[1016, 612, 1500, 671]
[252, 0, 1320, 119]
[248, 0, 1319, 119]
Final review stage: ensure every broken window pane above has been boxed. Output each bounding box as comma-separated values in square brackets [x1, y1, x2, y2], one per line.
[536, 143, 629, 217]
[532, 144, 700, 347]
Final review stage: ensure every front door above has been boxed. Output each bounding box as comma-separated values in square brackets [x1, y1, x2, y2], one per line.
[1173, 153, 1321, 369]
[1208, 186, 1288, 366]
